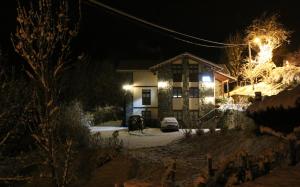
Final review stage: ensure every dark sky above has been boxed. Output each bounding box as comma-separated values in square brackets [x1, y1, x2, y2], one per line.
[1, 0, 300, 63]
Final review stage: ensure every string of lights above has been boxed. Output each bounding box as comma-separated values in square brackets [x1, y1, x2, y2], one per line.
[85, 0, 248, 48]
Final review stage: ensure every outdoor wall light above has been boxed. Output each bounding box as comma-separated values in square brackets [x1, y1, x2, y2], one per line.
[122, 84, 133, 91]
[202, 75, 212, 82]
[158, 81, 168, 89]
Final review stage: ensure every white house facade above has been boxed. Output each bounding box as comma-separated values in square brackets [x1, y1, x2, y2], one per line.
[118, 52, 236, 125]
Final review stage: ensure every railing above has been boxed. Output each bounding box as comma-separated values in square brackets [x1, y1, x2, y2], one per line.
[197, 108, 219, 127]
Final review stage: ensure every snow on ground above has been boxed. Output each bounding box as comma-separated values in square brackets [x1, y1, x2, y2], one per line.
[89, 126, 128, 132]
[230, 82, 282, 97]
[248, 85, 300, 113]
[91, 128, 219, 149]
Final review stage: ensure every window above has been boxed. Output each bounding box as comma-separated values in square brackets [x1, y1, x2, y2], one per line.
[189, 110, 199, 121]
[189, 87, 199, 98]
[142, 110, 151, 120]
[173, 87, 182, 98]
[189, 64, 198, 82]
[173, 110, 183, 121]
[172, 64, 182, 82]
[142, 89, 151, 105]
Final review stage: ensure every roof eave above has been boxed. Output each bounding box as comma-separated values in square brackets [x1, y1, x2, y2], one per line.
[149, 52, 223, 71]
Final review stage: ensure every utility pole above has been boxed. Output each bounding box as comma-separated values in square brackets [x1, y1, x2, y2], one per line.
[248, 42, 252, 61]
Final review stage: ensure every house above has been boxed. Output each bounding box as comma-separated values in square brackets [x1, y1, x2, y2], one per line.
[117, 52, 236, 125]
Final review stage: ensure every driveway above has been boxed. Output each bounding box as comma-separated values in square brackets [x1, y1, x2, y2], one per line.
[91, 128, 186, 149]
[90, 127, 220, 149]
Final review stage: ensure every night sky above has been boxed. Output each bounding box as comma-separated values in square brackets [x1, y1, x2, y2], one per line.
[1, 0, 300, 63]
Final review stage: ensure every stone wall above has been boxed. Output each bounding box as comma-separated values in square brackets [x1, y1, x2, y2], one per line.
[182, 57, 190, 126]
[157, 64, 173, 120]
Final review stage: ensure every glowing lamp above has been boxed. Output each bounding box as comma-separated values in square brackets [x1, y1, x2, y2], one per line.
[202, 75, 212, 82]
[253, 37, 261, 44]
[122, 84, 133, 91]
[158, 81, 168, 89]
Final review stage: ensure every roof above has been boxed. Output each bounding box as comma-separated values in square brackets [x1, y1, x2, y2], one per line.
[116, 53, 236, 81]
[218, 64, 231, 75]
[215, 70, 236, 82]
[149, 52, 223, 70]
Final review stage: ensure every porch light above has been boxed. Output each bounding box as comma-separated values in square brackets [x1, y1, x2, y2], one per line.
[202, 75, 214, 88]
[122, 84, 133, 91]
[158, 81, 168, 89]
[202, 75, 212, 82]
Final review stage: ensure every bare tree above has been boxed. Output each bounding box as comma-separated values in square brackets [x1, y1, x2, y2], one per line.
[225, 32, 245, 78]
[11, 0, 81, 186]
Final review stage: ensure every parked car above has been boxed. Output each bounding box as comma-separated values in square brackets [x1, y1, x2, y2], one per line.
[160, 117, 179, 132]
[128, 115, 144, 131]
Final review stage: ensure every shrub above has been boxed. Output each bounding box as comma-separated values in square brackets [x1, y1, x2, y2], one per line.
[55, 101, 91, 148]
[93, 106, 122, 125]
[209, 126, 216, 134]
[89, 131, 123, 152]
[196, 129, 205, 136]
[183, 129, 193, 138]
[0, 71, 36, 156]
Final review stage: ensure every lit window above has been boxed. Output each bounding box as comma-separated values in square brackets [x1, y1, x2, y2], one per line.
[202, 75, 212, 82]
[173, 87, 182, 98]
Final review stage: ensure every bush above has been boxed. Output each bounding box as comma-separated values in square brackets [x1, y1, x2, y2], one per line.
[196, 129, 205, 136]
[217, 110, 256, 131]
[93, 106, 122, 125]
[55, 101, 91, 147]
[183, 129, 193, 138]
[89, 131, 123, 152]
[0, 71, 36, 156]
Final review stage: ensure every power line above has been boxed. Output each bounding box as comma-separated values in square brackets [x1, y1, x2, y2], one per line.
[173, 37, 237, 48]
[85, 0, 247, 48]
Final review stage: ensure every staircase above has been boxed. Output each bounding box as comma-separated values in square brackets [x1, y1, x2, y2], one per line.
[197, 108, 221, 129]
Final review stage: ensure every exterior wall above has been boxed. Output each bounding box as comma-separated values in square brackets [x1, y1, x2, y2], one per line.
[215, 79, 224, 98]
[132, 87, 158, 108]
[133, 71, 157, 86]
[120, 54, 229, 122]
[155, 56, 218, 122]
[182, 57, 190, 125]
[132, 71, 158, 119]
[133, 108, 158, 119]
[189, 98, 199, 110]
[172, 98, 183, 110]
[157, 64, 173, 120]
[121, 72, 133, 124]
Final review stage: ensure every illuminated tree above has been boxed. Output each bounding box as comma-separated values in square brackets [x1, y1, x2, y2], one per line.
[246, 14, 290, 64]
[242, 15, 290, 89]
[11, 0, 81, 186]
